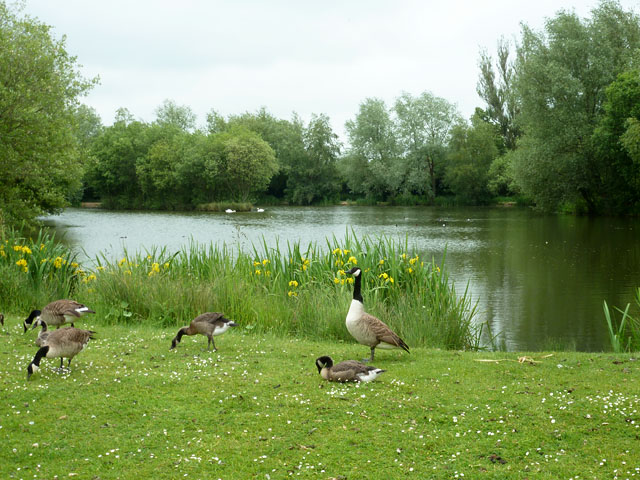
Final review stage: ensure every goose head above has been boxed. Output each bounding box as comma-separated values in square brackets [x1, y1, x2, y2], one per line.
[315, 356, 334, 373]
[346, 266, 361, 277]
[23, 310, 41, 333]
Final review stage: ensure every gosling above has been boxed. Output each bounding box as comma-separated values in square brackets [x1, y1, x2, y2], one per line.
[170, 312, 238, 351]
[315, 356, 386, 383]
[27, 327, 95, 379]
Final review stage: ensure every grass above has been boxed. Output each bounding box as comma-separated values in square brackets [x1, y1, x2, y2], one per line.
[604, 288, 640, 353]
[0, 316, 638, 479]
[1, 229, 480, 350]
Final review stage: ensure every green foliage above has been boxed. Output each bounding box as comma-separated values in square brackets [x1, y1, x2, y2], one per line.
[286, 113, 341, 204]
[445, 114, 500, 204]
[603, 288, 640, 352]
[0, 228, 81, 312]
[477, 38, 520, 150]
[394, 91, 462, 199]
[0, 2, 96, 228]
[512, 2, 640, 213]
[592, 69, 640, 213]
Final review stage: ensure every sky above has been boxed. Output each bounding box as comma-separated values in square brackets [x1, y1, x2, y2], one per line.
[21, 0, 640, 140]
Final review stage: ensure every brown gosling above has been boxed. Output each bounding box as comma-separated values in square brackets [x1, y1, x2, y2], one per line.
[345, 266, 410, 362]
[170, 312, 238, 351]
[315, 356, 386, 383]
[27, 327, 95, 379]
[23, 299, 95, 332]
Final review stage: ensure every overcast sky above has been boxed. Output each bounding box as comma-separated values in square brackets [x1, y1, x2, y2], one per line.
[22, 0, 640, 140]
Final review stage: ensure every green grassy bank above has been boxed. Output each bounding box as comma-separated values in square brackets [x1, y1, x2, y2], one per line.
[1, 320, 638, 479]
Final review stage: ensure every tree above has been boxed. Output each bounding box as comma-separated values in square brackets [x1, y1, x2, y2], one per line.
[286, 114, 341, 204]
[344, 98, 401, 199]
[477, 38, 521, 151]
[0, 2, 96, 227]
[154, 99, 197, 132]
[394, 91, 462, 199]
[445, 113, 500, 204]
[512, 1, 640, 213]
[591, 69, 640, 212]
[85, 119, 150, 209]
[210, 129, 278, 202]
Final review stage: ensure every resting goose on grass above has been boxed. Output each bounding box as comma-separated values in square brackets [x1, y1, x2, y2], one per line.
[345, 266, 410, 362]
[27, 327, 95, 379]
[170, 312, 238, 351]
[315, 356, 386, 383]
[23, 299, 95, 332]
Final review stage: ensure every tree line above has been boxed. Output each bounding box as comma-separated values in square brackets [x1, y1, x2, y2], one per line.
[2, 0, 640, 229]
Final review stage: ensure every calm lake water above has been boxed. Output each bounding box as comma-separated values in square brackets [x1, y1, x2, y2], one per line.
[43, 206, 640, 352]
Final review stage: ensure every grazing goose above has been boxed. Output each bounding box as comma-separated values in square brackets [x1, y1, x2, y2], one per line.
[315, 356, 386, 383]
[23, 299, 95, 332]
[345, 266, 410, 362]
[170, 312, 238, 351]
[27, 327, 95, 379]
[32, 318, 50, 347]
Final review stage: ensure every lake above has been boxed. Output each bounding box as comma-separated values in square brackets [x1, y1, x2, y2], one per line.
[43, 206, 640, 352]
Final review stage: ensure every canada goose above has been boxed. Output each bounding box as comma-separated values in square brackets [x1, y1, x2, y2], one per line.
[27, 327, 95, 379]
[0, 313, 4, 326]
[345, 266, 410, 362]
[170, 312, 238, 351]
[315, 356, 386, 382]
[32, 319, 50, 347]
[23, 299, 95, 332]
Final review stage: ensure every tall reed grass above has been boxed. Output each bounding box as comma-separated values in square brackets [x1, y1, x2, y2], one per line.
[603, 288, 640, 352]
[0, 228, 482, 350]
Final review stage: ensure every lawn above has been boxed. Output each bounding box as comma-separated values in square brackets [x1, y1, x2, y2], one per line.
[1, 316, 638, 479]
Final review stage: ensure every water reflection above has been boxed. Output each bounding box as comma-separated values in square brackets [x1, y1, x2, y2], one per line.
[42, 206, 640, 352]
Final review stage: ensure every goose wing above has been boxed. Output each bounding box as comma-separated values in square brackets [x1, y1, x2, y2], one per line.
[195, 312, 225, 326]
[46, 299, 94, 317]
[363, 313, 410, 352]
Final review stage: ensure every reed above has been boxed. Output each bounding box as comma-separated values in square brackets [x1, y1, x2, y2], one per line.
[1, 228, 482, 350]
[0, 228, 80, 311]
[603, 287, 640, 352]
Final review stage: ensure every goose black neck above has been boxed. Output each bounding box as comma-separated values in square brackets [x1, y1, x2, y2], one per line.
[352, 272, 363, 303]
[32, 346, 49, 367]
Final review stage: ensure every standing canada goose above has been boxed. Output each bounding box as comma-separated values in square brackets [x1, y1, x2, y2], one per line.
[0, 313, 4, 326]
[315, 356, 386, 382]
[345, 266, 410, 362]
[23, 299, 95, 332]
[32, 318, 50, 347]
[27, 327, 95, 379]
[170, 312, 238, 351]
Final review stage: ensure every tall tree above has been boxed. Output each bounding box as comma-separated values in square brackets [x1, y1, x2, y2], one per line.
[477, 38, 521, 151]
[0, 2, 96, 227]
[512, 1, 640, 213]
[394, 91, 461, 199]
[286, 114, 341, 204]
[155, 99, 197, 132]
[592, 69, 640, 212]
[344, 98, 400, 199]
[445, 113, 500, 204]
